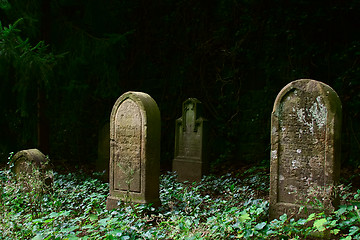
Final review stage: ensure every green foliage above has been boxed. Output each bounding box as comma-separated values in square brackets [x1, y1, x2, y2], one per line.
[0, 0, 10, 10]
[0, 18, 60, 114]
[1, 156, 360, 239]
[0, 18, 63, 156]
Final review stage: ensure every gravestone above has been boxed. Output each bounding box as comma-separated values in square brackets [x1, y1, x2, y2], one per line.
[12, 148, 53, 186]
[270, 79, 342, 220]
[172, 98, 208, 182]
[106, 91, 161, 210]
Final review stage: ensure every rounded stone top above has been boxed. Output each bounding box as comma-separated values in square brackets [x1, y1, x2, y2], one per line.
[272, 79, 341, 117]
[111, 91, 160, 123]
[12, 149, 49, 175]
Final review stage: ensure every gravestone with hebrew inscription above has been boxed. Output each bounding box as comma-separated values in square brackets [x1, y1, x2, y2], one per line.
[106, 91, 161, 210]
[270, 79, 342, 220]
[173, 98, 208, 182]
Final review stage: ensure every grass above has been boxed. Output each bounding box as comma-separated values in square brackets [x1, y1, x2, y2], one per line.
[1, 155, 360, 239]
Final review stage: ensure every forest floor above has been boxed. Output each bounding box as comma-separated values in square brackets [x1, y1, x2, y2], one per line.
[1, 155, 360, 239]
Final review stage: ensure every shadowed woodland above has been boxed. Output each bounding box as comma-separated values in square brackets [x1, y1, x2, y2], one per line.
[1, 0, 360, 174]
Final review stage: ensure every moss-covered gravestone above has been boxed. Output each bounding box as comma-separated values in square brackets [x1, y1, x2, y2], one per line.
[13, 149, 47, 174]
[270, 79, 342, 220]
[172, 98, 208, 182]
[106, 91, 161, 210]
[12, 148, 53, 187]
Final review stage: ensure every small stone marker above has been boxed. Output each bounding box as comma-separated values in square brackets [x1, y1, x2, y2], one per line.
[172, 98, 208, 182]
[13, 149, 48, 174]
[106, 91, 161, 210]
[270, 79, 342, 220]
[12, 148, 53, 185]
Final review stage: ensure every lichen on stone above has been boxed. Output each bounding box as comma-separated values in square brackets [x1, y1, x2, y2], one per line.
[309, 96, 327, 129]
[296, 96, 328, 134]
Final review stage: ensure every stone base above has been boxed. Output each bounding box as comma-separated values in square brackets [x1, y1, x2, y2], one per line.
[106, 195, 161, 211]
[269, 202, 335, 221]
[172, 157, 207, 182]
[106, 196, 121, 210]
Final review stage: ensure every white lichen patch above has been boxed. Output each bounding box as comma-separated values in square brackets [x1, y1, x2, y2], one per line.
[271, 150, 277, 159]
[286, 185, 297, 195]
[297, 108, 306, 124]
[296, 96, 328, 134]
[298, 129, 303, 138]
[309, 96, 328, 128]
[291, 159, 300, 169]
[272, 127, 277, 135]
[309, 126, 314, 133]
[301, 176, 312, 183]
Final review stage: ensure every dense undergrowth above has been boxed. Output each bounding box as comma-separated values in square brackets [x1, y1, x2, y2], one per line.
[1, 156, 360, 239]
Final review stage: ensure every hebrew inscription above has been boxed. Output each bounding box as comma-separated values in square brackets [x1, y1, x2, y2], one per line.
[173, 98, 208, 182]
[277, 91, 327, 204]
[176, 101, 201, 158]
[270, 79, 342, 220]
[114, 99, 141, 192]
[107, 91, 161, 210]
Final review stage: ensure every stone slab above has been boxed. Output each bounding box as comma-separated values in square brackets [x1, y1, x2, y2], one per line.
[106, 91, 160, 210]
[269, 79, 342, 220]
[173, 98, 208, 182]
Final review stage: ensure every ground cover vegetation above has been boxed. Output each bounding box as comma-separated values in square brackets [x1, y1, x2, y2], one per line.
[1, 154, 360, 239]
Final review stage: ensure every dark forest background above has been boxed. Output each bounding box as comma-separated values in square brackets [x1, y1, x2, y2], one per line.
[1, 0, 359, 173]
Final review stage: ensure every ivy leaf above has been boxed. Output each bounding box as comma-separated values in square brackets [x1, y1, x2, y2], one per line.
[67, 236, 80, 240]
[99, 217, 111, 227]
[297, 218, 307, 225]
[336, 206, 347, 216]
[31, 234, 43, 240]
[307, 213, 316, 222]
[239, 213, 250, 222]
[254, 222, 266, 230]
[349, 226, 360, 235]
[89, 213, 98, 222]
[313, 218, 327, 232]
[48, 212, 60, 218]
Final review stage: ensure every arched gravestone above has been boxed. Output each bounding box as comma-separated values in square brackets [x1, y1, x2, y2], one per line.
[172, 98, 208, 182]
[12, 149, 53, 187]
[106, 92, 161, 210]
[270, 79, 342, 220]
[13, 149, 48, 175]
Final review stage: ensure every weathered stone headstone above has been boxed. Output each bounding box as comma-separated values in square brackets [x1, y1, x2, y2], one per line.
[172, 98, 208, 182]
[13, 149, 48, 174]
[96, 122, 110, 180]
[270, 79, 342, 220]
[12, 148, 53, 186]
[106, 91, 161, 210]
